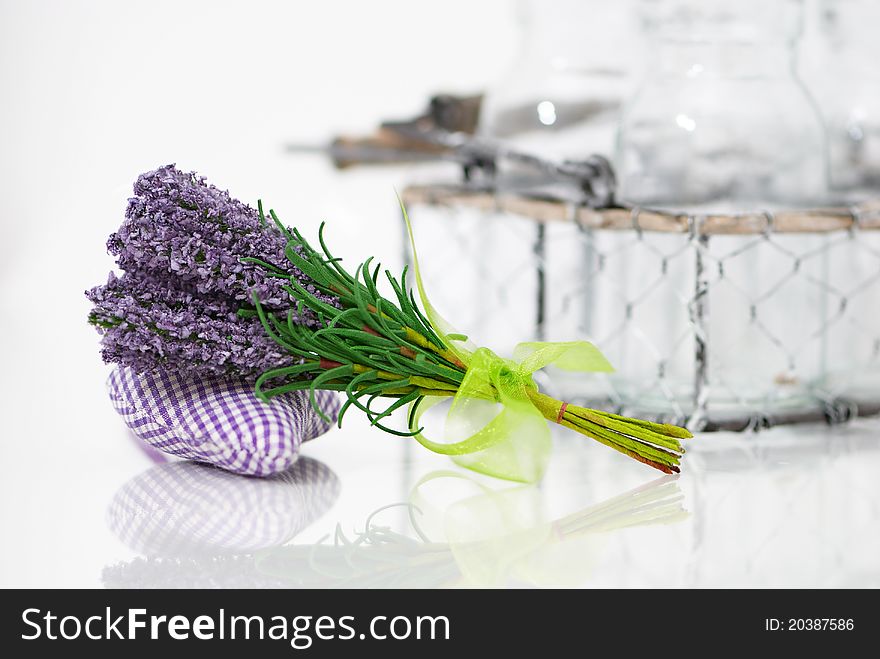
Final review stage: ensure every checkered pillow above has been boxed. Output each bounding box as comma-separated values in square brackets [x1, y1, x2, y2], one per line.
[108, 366, 339, 476]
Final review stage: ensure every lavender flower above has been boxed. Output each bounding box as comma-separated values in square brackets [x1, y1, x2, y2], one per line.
[87, 272, 293, 378]
[87, 164, 341, 378]
[108, 164, 336, 312]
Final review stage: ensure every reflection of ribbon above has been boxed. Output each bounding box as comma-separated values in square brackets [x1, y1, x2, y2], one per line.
[403, 201, 614, 483]
[256, 471, 688, 588]
[409, 471, 688, 587]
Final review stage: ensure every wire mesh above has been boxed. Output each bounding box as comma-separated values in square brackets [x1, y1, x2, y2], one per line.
[402, 191, 880, 431]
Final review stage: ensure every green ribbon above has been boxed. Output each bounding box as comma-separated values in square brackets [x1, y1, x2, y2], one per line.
[401, 199, 614, 483]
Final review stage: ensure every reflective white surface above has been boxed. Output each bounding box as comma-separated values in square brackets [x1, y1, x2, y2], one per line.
[3, 401, 879, 588]
[128, 420, 880, 587]
[1, 1, 879, 589]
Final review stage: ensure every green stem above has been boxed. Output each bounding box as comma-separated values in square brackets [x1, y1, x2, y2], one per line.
[525, 390, 683, 474]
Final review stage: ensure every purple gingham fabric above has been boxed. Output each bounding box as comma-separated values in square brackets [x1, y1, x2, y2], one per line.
[107, 457, 341, 557]
[108, 366, 340, 476]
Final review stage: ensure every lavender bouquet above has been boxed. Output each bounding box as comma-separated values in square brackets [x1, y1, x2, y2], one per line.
[88, 165, 690, 482]
[87, 166, 330, 379]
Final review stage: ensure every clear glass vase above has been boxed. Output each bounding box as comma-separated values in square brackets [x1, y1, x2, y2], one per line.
[803, 0, 880, 196]
[479, 0, 640, 164]
[616, 0, 828, 212]
[468, 0, 642, 363]
[608, 1, 834, 424]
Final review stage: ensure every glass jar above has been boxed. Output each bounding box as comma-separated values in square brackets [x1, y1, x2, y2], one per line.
[479, 0, 640, 164]
[463, 2, 644, 415]
[616, 0, 828, 211]
[804, 0, 880, 196]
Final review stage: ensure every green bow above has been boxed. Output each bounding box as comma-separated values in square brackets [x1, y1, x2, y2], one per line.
[409, 341, 614, 483]
[402, 200, 615, 483]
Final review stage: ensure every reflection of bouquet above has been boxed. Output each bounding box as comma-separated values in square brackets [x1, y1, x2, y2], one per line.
[257, 475, 688, 588]
[87, 166, 690, 482]
[103, 462, 686, 589]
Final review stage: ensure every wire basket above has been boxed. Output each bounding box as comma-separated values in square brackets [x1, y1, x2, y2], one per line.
[401, 185, 880, 431]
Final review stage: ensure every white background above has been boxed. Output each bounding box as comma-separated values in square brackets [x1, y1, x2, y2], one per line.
[0, 0, 514, 587]
[1, 0, 878, 588]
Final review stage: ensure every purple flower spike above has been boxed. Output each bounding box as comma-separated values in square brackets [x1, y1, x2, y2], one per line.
[88, 165, 340, 379]
[87, 272, 294, 378]
[108, 164, 336, 313]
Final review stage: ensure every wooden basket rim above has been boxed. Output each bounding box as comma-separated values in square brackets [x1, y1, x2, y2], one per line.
[401, 184, 880, 236]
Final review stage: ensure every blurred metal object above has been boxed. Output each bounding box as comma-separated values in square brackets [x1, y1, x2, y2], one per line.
[285, 128, 450, 169]
[285, 93, 481, 168]
[391, 123, 618, 207]
[422, 93, 483, 134]
[284, 92, 616, 206]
